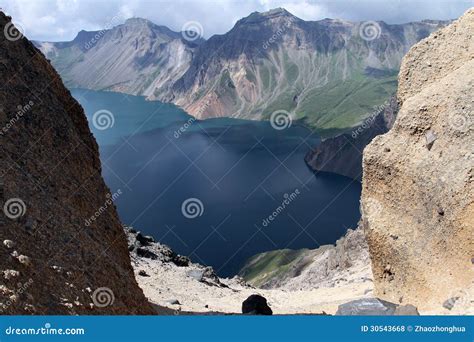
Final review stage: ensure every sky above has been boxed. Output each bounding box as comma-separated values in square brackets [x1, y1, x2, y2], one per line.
[1, 0, 473, 41]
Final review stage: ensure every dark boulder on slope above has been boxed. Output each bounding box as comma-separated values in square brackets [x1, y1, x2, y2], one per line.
[242, 294, 273, 315]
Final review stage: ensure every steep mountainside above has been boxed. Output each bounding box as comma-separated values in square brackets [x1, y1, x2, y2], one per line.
[39, 9, 446, 131]
[305, 96, 398, 180]
[36, 18, 201, 98]
[362, 8, 474, 311]
[162, 8, 442, 129]
[0, 13, 153, 314]
[239, 228, 372, 290]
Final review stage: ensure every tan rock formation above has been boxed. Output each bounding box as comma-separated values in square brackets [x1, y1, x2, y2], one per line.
[362, 8, 474, 310]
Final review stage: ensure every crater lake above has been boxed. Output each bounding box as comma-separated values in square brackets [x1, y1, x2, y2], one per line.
[72, 88, 361, 277]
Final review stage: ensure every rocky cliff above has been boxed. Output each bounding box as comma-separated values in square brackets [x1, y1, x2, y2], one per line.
[362, 8, 474, 311]
[305, 96, 398, 180]
[0, 13, 153, 314]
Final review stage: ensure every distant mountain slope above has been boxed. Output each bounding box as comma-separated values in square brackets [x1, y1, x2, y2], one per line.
[35, 18, 202, 99]
[38, 9, 447, 131]
[162, 8, 432, 129]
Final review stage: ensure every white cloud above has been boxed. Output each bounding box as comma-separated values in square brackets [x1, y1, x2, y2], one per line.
[281, 1, 326, 20]
[0, 0, 472, 41]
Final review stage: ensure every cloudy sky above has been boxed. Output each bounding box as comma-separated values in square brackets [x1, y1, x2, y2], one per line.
[1, 0, 473, 41]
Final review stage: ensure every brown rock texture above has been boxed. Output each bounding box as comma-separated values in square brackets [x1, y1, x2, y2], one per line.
[361, 8, 474, 310]
[0, 12, 154, 314]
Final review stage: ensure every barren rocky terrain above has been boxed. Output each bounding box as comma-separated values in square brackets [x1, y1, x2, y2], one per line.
[126, 227, 374, 314]
[362, 8, 474, 311]
[0, 12, 153, 314]
[128, 225, 472, 315]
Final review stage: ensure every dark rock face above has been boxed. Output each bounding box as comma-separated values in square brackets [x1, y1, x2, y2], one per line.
[305, 96, 398, 180]
[135, 232, 155, 246]
[136, 247, 159, 260]
[335, 298, 419, 316]
[0, 13, 153, 314]
[126, 228, 191, 267]
[242, 295, 273, 315]
[138, 270, 150, 277]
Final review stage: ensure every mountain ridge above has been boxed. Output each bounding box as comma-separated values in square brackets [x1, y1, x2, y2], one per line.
[36, 9, 448, 132]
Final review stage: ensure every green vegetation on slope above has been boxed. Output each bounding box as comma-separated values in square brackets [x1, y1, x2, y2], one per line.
[239, 249, 309, 287]
[250, 48, 398, 134]
[298, 72, 397, 130]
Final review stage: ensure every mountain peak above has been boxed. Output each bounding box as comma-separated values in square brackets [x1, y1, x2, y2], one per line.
[124, 17, 152, 26]
[260, 8, 293, 18]
[238, 7, 297, 25]
[120, 17, 183, 41]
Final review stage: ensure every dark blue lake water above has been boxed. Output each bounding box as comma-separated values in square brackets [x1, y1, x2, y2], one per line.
[72, 88, 361, 277]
